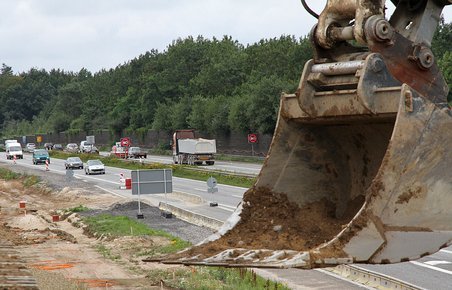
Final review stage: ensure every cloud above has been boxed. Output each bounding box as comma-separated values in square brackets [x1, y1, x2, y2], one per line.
[0, 0, 449, 73]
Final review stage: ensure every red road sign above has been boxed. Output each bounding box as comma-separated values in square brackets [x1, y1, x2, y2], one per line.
[120, 137, 131, 147]
[248, 133, 258, 143]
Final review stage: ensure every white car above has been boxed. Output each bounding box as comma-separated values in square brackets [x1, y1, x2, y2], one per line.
[84, 160, 105, 175]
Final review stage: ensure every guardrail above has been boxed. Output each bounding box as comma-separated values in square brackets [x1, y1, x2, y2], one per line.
[327, 264, 421, 290]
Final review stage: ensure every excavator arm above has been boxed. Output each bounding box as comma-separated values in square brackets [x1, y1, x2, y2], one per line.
[155, 0, 452, 268]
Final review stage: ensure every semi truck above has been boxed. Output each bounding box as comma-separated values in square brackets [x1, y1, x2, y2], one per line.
[172, 130, 216, 165]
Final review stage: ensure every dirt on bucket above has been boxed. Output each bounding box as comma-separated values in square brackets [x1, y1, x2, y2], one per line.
[173, 186, 364, 260]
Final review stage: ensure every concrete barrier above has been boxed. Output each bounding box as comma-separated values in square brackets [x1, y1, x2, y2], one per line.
[159, 202, 224, 230]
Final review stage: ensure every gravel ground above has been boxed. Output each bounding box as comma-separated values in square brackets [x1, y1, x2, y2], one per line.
[79, 201, 214, 244]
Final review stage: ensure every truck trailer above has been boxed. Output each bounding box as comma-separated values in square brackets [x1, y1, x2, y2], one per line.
[172, 130, 216, 165]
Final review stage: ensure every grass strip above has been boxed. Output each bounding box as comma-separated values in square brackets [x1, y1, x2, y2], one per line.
[83, 214, 190, 255]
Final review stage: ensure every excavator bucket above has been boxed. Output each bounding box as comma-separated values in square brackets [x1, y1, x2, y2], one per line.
[158, 51, 452, 268]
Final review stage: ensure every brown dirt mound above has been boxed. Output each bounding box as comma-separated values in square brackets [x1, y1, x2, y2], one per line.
[178, 186, 364, 259]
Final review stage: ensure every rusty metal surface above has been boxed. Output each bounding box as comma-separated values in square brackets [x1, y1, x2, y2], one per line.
[365, 20, 449, 104]
[296, 53, 401, 119]
[316, 0, 385, 49]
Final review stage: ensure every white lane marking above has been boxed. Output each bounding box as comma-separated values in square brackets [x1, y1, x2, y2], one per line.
[94, 185, 127, 199]
[217, 205, 235, 212]
[74, 174, 119, 185]
[218, 183, 251, 190]
[232, 194, 243, 199]
[424, 260, 452, 266]
[410, 261, 452, 275]
[217, 203, 236, 210]
[194, 188, 206, 191]
[440, 249, 452, 255]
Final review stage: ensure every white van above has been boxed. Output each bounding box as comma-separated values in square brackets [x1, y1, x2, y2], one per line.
[80, 140, 95, 153]
[6, 142, 23, 160]
[4, 139, 18, 146]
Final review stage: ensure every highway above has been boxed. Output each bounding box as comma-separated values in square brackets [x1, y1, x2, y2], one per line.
[9, 153, 246, 224]
[2, 153, 451, 289]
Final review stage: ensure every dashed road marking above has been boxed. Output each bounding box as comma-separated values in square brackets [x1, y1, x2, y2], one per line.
[217, 204, 236, 212]
[424, 260, 452, 266]
[410, 261, 452, 276]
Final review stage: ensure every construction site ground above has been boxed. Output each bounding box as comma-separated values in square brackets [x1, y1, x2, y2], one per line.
[0, 163, 368, 290]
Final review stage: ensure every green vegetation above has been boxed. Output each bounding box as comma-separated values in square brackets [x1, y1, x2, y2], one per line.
[146, 267, 290, 290]
[68, 205, 90, 213]
[83, 214, 190, 255]
[96, 244, 121, 261]
[0, 167, 21, 180]
[49, 151, 256, 188]
[215, 153, 265, 164]
[83, 214, 288, 289]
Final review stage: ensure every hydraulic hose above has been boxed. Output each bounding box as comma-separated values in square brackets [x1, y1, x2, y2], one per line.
[300, 0, 319, 19]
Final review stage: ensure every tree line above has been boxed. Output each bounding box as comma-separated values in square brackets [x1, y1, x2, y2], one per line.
[0, 20, 450, 139]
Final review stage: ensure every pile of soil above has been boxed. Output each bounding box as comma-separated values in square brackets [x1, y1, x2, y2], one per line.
[178, 186, 364, 259]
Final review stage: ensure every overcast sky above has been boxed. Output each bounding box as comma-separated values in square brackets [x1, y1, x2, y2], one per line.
[0, 0, 450, 74]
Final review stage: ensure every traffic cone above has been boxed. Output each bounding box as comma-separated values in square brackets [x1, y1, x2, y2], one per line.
[45, 159, 49, 171]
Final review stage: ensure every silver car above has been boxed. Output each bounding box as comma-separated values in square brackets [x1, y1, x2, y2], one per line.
[65, 157, 84, 169]
[85, 160, 105, 175]
[25, 143, 36, 152]
[65, 143, 79, 153]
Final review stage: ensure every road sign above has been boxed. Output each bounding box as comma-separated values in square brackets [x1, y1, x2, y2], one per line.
[248, 133, 258, 143]
[120, 137, 131, 147]
[207, 177, 217, 188]
[131, 169, 172, 194]
[207, 177, 218, 193]
[36, 135, 42, 143]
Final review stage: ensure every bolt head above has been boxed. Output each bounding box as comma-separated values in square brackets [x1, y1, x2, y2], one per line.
[375, 19, 394, 41]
